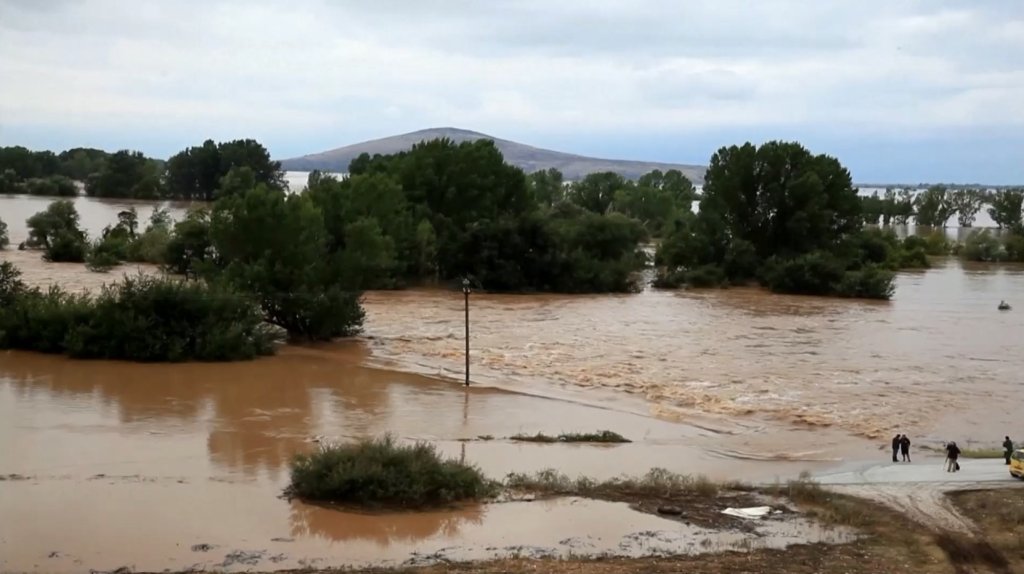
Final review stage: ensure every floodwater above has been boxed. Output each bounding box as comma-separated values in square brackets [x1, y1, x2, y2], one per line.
[2, 193, 1023, 570]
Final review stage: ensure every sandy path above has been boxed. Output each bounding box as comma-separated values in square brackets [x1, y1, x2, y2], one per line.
[815, 458, 1024, 533]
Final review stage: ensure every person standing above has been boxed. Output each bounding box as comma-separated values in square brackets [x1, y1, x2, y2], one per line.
[900, 434, 911, 462]
[892, 434, 901, 463]
[945, 441, 961, 472]
[1004, 436, 1014, 465]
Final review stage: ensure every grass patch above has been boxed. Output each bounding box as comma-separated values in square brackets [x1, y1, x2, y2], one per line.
[288, 434, 495, 509]
[767, 474, 882, 530]
[959, 448, 1005, 459]
[950, 489, 1024, 567]
[505, 467, 736, 498]
[508, 430, 631, 444]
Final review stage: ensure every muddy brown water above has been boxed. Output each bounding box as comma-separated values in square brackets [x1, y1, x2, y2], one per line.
[2, 195, 1023, 571]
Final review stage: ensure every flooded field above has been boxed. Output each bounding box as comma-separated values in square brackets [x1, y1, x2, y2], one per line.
[2, 193, 1023, 571]
[0, 347, 854, 572]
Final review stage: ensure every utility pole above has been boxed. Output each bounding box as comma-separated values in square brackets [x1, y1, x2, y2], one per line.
[462, 277, 471, 387]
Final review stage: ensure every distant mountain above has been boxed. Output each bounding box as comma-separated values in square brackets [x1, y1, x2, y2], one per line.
[279, 127, 707, 183]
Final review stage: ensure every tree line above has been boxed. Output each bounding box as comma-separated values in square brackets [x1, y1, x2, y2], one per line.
[859, 187, 1024, 230]
[2, 136, 1022, 361]
[0, 139, 282, 200]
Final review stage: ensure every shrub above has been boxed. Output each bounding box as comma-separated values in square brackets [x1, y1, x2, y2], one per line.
[1004, 234, 1024, 263]
[0, 269, 278, 361]
[761, 252, 846, 296]
[835, 264, 896, 299]
[125, 227, 171, 264]
[25, 200, 88, 261]
[922, 230, 952, 256]
[0, 217, 8, 249]
[44, 230, 89, 262]
[963, 230, 1005, 262]
[288, 435, 492, 509]
[889, 245, 929, 269]
[22, 175, 77, 197]
[85, 248, 120, 273]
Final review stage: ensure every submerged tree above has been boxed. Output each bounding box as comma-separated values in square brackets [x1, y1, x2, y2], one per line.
[654, 141, 901, 299]
[988, 189, 1024, 231]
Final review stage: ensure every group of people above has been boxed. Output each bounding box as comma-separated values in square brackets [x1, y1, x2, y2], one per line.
[889, 435, 1017, 473]
[891, 434, 912, 462]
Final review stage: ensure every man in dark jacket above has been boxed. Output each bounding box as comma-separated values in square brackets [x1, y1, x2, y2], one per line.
[900, 435, 911, 462]
[946, 442, 961, 472]
[892, 434, 901, 462]
[1004, 436, 1014, 465]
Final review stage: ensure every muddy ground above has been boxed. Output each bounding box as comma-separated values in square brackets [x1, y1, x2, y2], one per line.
[113, 485, 1023, 574]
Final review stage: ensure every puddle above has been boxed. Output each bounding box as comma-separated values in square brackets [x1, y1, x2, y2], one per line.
[0, 485, 854, 573]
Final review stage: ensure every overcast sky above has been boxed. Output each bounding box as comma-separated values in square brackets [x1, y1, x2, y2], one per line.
[1, 0, 1022, 183]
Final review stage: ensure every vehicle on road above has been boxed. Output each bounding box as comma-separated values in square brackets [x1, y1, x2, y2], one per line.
[1009, 449, 1024, 478]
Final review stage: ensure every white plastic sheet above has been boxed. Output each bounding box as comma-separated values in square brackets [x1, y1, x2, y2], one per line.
[721, 506, 773, 519]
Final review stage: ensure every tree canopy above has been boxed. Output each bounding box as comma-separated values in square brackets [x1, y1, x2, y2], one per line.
[654, 141, 910, 299]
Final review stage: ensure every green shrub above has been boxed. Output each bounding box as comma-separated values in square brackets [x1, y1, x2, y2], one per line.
[125, 227, 171, 264]
[0, 267, 278, 361]
[963, 230, 1005, 262]
[1003, 234, 1024, 262]
[835, 264, 896, 299]
[890, 245, 929, 269]
[44, 230, 88, 262]
[288, 434, 492, 508]
[0, 217, 8, 249]
[85, 248, 120, 273]
[922, 230, 952, 256]
[22, 175, 77, 197]
[761, 252, 846, 296]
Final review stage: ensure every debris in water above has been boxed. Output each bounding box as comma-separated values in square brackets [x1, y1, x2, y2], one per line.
[721, 506, 773, 520]
[270, 537, 295, 543]
[220, 550, 265, 567]
[190, 543, 215, 552]
[657, 505, 684, 516]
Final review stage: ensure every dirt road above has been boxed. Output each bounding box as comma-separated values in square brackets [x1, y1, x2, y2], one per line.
[815, 458, 1024, 534]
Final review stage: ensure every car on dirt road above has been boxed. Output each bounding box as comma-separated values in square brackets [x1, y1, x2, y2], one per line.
[1010, 449, 1024, 478]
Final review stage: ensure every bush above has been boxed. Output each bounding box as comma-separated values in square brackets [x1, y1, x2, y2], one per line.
[0, 268, 278, 361]
[1005, 234, 1024, 262]
[962, 230, 1005, 262]
[761, 252, 895, 300]
[890, 245, 929, 269]
[288, 435, 492, 508]
[22, 175, 77, 197]
[761, 252, 846, 296]
[85, 248, 120, 273]
[44, 230, 88, 262]
[835, 264, 896, 299]
[125, 227, 171, 264]
[0, 217, 8, 249]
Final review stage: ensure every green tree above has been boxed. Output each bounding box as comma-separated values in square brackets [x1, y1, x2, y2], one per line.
[913, 186, 954, 227]
[987, 189, 1024, 230]
[165, 139, 283, 200]
[85, 150, 162, 199]
[414, 218, 438, 277]
[655, 141, 896, 299]
[566, 172, 626, 214]
[25, 200, 88, 262]
[860, 192, 885, 225]
[951, 189, 984, 228]
[164, 209, 212, 276]
[209, 186, 364, 340]
[58, 148, 109, 180]
[528, 168, 564, 207]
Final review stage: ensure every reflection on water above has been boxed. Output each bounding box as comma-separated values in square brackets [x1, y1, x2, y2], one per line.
[288, 500, 485, 545]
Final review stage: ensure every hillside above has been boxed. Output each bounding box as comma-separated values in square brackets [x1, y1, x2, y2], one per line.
[280, 127, 707, 183]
